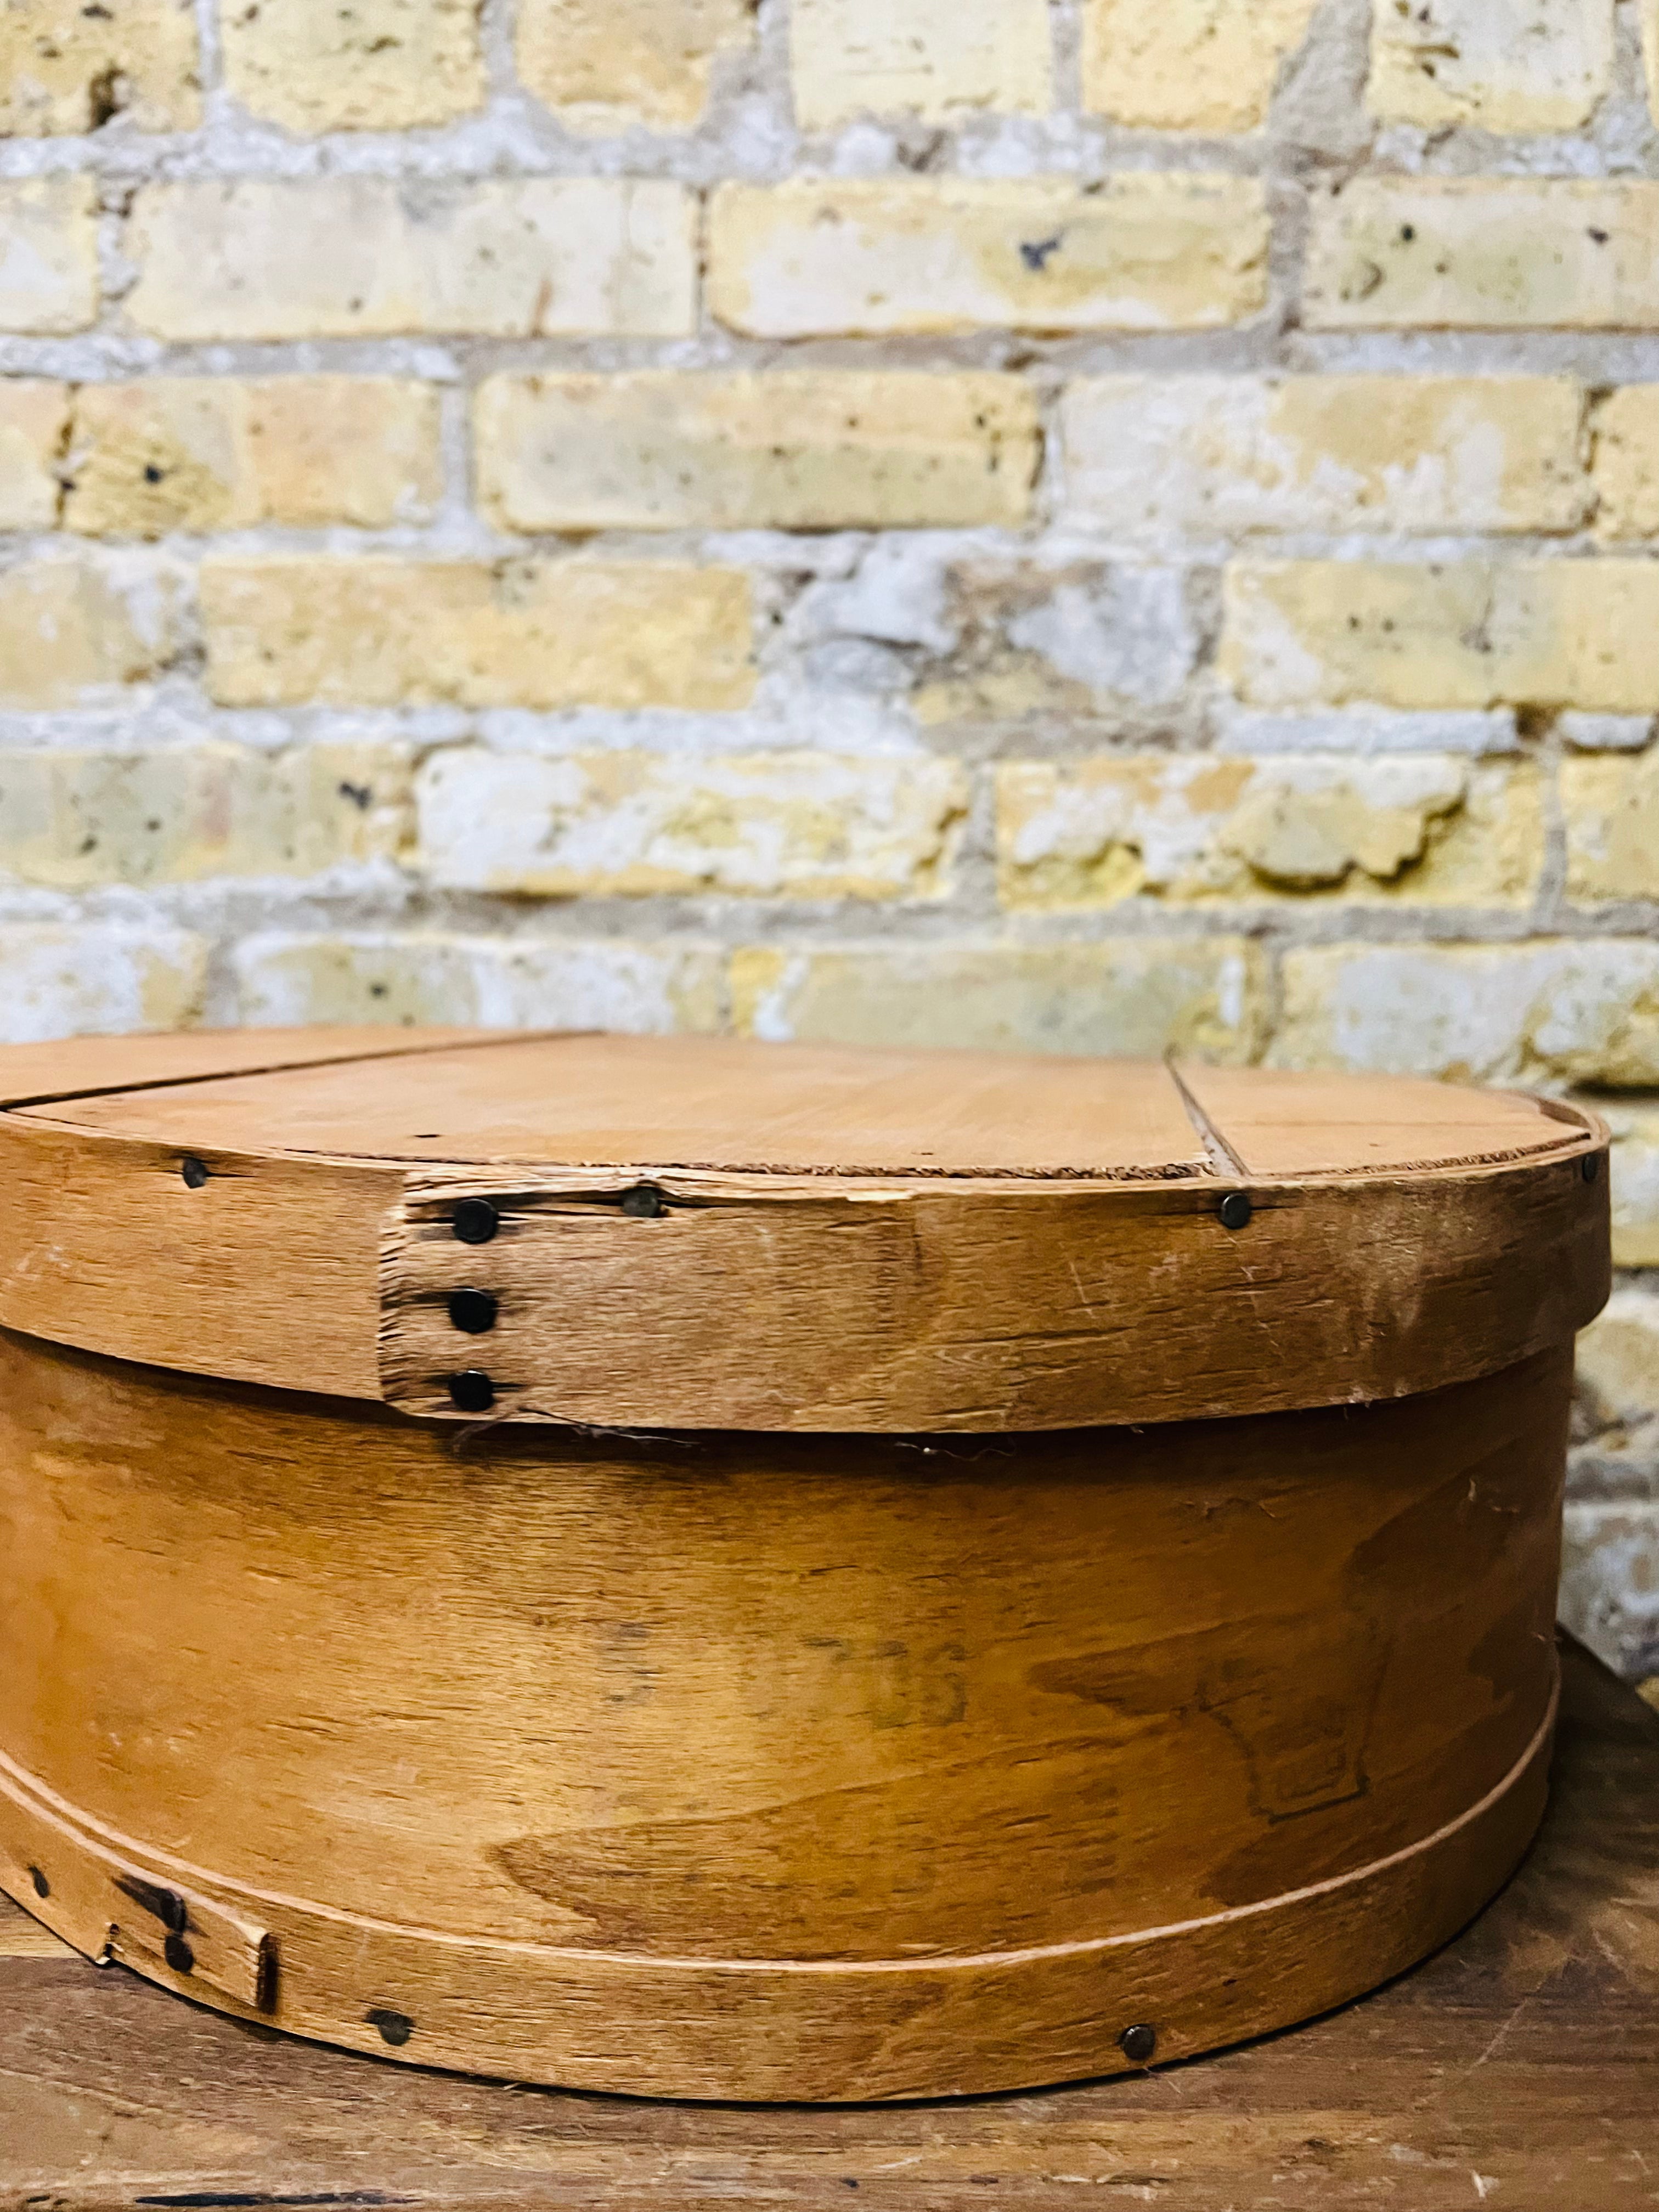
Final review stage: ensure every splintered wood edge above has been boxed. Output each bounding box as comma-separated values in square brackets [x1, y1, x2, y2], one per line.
[379, 1130, 1611, 1432]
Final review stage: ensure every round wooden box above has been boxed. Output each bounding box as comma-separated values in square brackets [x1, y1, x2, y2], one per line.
[0, 1028, 1611, 2101]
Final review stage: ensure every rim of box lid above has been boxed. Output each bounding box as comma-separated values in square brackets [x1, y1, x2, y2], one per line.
[0, 1029, 1610, 1433]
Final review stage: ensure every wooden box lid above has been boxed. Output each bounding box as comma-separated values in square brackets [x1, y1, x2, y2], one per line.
[0, 1028, 1610, 1432]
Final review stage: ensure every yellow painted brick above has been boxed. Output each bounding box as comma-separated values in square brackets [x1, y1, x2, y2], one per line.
[201, 558, 755, 710]
[235, 932, 726, 1032]
[416, 750, 966, 900]
[1081, 0, 1319, 132]
[1059, 374, 1587, 538]
[1221, 560, 1659, 714]
[0, 558, 182, 707]
[125, 179, 697, 341]
[0, 0, 199, 133]
[789, 0, 1051, 129]
[222, 0, 483, 132]
[1367, 0, 1613, 130]
[1646, 0, 1659, 121]
[0, 922, 206, 1042]
[63, 377, 441, 535]
[732, 939, 1266, 1060]
[997, 755, 1542, 910]
[0, 743, 411, 887]
[0, 177, 98, 334]
[707, 175, 1270, 337]
[1564, 749, 1659, 904]
[1271, 941, 1659, 1086]
[0, 381, 68, 528]
[1591, 386, 1659, 539]
[1306, 178, 1659, 330]
[516, 0, 752, 131]
[476, 371, 1039, 532]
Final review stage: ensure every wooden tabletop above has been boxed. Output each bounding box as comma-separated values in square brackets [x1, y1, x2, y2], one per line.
[3, 1636, 1654, 2211]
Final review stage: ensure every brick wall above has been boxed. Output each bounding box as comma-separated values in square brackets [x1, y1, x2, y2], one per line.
[1, 0, 1656, 1683]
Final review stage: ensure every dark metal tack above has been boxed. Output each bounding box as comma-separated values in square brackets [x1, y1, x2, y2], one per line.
[368, 2007, 414, 2047]
[163, 1934, 195, 1975]
[180, 1156, 208, 1189]
[452, 1197, 500, 1245]
[448, 1288, 499, 1335]
[1583, 1153, 1601, 1184]
[27, 1865, 48, 1899]
[1218, 1192, 1252, 1232]
[1119, 2023, 1157, 2064]
[621, 1183, 666, 1219]
[450, 1370, 496, 1414]
[114, 1874, 188, 1933]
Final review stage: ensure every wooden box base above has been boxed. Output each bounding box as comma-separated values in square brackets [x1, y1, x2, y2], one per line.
[0, 1329, 1567, 2101]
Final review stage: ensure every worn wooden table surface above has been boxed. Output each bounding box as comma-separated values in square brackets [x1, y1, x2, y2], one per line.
[3, 1637, 1656, 2211]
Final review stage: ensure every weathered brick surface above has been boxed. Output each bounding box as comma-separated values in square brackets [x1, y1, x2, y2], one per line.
[125, 179, 698, 340]
[1591, 1098, 1659, 1268]
[0, 177, 99, 333]
[707, 177, 1271, 336]
[0, 382, 69, 528]
[1080, 0, 1320, 131]
[1592, 386, 1659, 539]
[997, 755, 1542, 909]
[1273, 942, 1659, 1086]
[1222, 560, 1659, 713]
[1306, 179, 1659, 330]
[0, 923, 206, 1043]
[1367, 0, 1614, 130]
[416, 749, 966, 900]
[221, 0, 484, 132]
[732, 940, 1266, 1059]
[516, 0, 752, 131]
[234, 932, 726, 1032]
[789, 0, 1052, 128]
[1560, 1494, 1659, 1678]
[0, 558, 182, 707]
[64, 379, 441, 535]
[0, 744, 410, 887]
[477, 371, 1039, 532]
[0, 0, 199, 133]
[200, 560, 755, 710]
[1058, 375, 1587, 539]
[1563, 748, 1659, 904]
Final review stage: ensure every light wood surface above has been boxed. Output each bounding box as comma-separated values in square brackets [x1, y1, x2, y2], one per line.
[3, 1637, 1652, 2208]
[0, 1327, 1572, 2098]
[0, 1030, 1611, 1426]
[0, 1024, 503, 1110]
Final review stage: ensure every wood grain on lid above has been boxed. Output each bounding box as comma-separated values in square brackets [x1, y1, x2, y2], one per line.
[6, 1030, 1578, 1182]
[0, 1029, 1610, 1425]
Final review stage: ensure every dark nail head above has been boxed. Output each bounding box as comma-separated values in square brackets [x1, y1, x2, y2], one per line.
[27, 1865, 48, 1899]
[448, 1288, 498, 1334]
[1582, 1153, 1601, 1184]
[1219, 1192, 1252, 1232]
[621, 1183, 665, 1219]
[163, 1934, 195, 1975]
[450, 1369, 495, 1414]
[114, 1874, 187, 1933]
[368, 2007, 414, 2047]
[453, 1197, 500, 1245]
[180, 1156, 208, 1189]
[1119, 2023, 1156, 2064]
